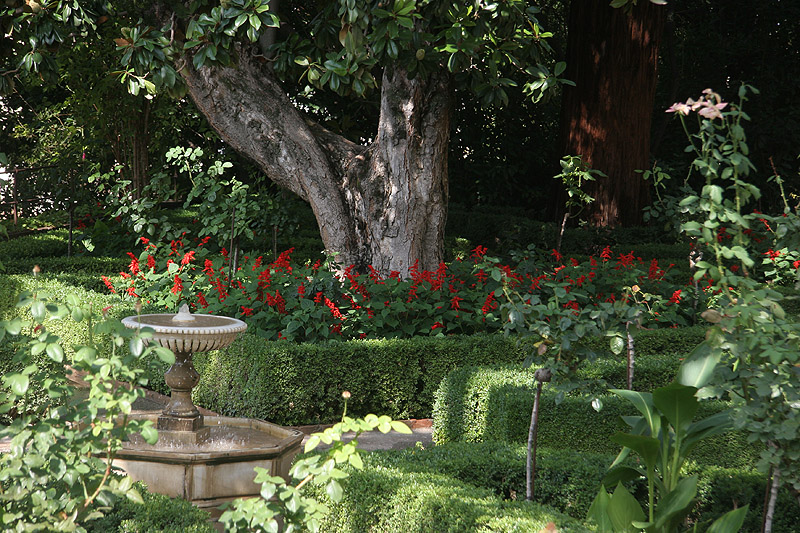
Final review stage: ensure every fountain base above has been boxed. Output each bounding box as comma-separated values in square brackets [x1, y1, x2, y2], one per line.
[113, 415, 303, 512]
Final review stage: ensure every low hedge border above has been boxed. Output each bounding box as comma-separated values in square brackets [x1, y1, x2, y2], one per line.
[344, 442, 799, 532]
[306, 457, 594, 532]
[86, 483, 214, 532]
[192, 333, 532, 425]
[432, 365, 762, 469]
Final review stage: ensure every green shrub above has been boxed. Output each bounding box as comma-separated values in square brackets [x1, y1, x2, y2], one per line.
[575, 353, 681, 392]
[307, 458, 594, 532]
[692, 465, 800, 533]
[580, 325, 706, 361]
[193, 333, 530, 425]
[0, 275, 171, 402]
[432, 365, 762, 468]
[2, 255, 128, 276]
[360, 442, 615, 518]
[355, 442, 800, 530]
[86, 483, 215, 532]
[0, 229, 70, 258]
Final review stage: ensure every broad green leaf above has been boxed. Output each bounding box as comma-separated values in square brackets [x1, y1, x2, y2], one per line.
[682, 411, 732, 455]
[610, 389, 659, 435]
[610, 433, 660, 469]
[126, 487, 144, 505]
[602, 465, 645, 489]
[586, 489, 613, 530]
[305, 435, 321, 452]
[390, 420, 412, 434]
[326, 479, 343, 502]
[6, 374, 29, 396]
[653, 383, 699, 434]
[676, 342, 720, 388]
[654, 475, 698, 529]
[608, 483, 646, 533]
[31, 300, 46, 322]
[45, 343, 64, 363]
[609, 335, 625, 355]
[706, 504, 749, 533]
[140, 425, 158, 445]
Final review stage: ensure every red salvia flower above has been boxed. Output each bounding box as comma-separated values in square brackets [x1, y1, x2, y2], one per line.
[181, 251, 196, 266]
[197, 292, 209, 309]
[127, 252, 140, 275]
[171, 275, 183, 295]
[147, 255, 156, 271]
[481, 293, 498, 315]
[324, 297, 344, 319]
[101, 275, 116, 294]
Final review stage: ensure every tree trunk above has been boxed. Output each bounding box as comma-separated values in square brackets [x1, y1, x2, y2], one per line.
[179, 50, 450, 276]
[559, 0, 666, 227]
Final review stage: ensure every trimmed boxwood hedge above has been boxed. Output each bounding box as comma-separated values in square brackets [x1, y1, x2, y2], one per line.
[192, 333, 532, 425]
[86, 483, 214, 532]
[338, 442, 799, 532]
[191, 326, 706, 426]
[0, 229, 71, 259]
[579, 325, 706, 361]
[306, 457, 594, 532]
[432, 365, 762, 469]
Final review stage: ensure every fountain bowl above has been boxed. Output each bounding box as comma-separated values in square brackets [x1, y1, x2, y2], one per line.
[115, 414, 303, 512]
[114, 307, 302, 513]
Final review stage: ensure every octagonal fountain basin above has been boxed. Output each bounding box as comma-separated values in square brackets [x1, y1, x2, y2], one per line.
[116, 306, 302, 512]
[115, 415, 303, 511]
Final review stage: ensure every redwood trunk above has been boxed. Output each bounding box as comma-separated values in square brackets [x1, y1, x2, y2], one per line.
[179, 49, 450, 276]
[559, 0, 665, 227]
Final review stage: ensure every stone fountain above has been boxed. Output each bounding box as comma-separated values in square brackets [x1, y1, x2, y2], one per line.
[114, 304, 303, 512]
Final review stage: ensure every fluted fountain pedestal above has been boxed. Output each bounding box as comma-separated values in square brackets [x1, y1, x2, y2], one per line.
[116, 305, 302, 511]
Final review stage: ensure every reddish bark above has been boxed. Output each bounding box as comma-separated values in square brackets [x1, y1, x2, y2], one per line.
[559, 0, 666, 226]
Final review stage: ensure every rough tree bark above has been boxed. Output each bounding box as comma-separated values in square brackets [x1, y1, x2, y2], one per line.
[559, 0, 666, 227]
[179, 49, 450, 276]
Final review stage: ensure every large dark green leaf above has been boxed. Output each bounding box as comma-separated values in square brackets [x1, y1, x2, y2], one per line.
[610, 389, 660, 435]
[706, 504, 749, 533]
[586, 489, 613, 531]
[608, 483, 646, 533]
[653, 383, 698, 434]
[676, 342, 720, 388]
[610, 432, 660, 469]
[654, 475, 698, 529]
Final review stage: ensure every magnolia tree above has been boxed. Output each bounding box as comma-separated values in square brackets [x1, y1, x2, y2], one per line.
[2, 0, 565, 275]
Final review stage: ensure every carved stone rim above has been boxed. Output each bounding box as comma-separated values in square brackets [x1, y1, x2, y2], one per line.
[121, 314, 248, 337]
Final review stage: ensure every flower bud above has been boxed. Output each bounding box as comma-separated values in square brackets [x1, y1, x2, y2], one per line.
[342, 390, 351, 400]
